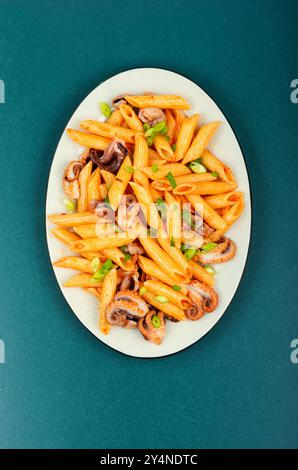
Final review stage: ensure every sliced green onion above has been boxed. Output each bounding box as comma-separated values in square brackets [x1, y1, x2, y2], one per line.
[123, 252, 131, 261]
[153, 121, 167, 133]
[63, 198, 76, 212]
[171, 143, 177, 151]
[92, 258, 113, 281]
[201, 242, 218, 252]
[204, 264, 215, 274]
[140, 286, 147, 296]
[211, 171, 219, 177]
[189, 161, 207, 174]
[99, 102, 112, 118]
[146, 136, 154, 147]
[124, 165, 134, 174]
[151, 314, 161, 328]
[91, 257, 100, 273]
[172, 285, 181, 291]
[170, 237, 175, 247]
[184, 248, 197, 260]
[156, 197, 165, 205]
[143, 123, 150, 132]
[144, 127, 156, 137]
[180, 243, 187, 252]
[155, 295, 169, 304]
[164, 134, 170, 141]
[182, 209, 192, 227]
[151, 164, 159, 173]
[166, 171, 177, 189]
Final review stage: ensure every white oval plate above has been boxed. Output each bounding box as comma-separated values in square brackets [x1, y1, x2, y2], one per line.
[46, 68, 251, 358]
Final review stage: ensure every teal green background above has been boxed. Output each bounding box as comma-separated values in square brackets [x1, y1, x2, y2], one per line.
[0, 0, 297, 449]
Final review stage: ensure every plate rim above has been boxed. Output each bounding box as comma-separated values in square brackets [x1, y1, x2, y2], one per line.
[45, 66, 252, 359]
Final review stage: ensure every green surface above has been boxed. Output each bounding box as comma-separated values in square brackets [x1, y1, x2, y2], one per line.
[0, 0, 297, 449]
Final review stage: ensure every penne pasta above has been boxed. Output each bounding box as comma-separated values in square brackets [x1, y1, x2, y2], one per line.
[152, 172, 216, 193]
[63, 273, 103, 288]
[67, 129, 111, 150]
[165, 109, 176, 144]
[185, 181, 237, 196]
[78, 161, 93, 212]
[53, 256, 94, 273]
[187, 194, 227, 230]
[125, 95, 190, 110]
[133, 133, 149, 188]
[48, 212, 99, 227]
[182, 121, 221, 165]
[174, 114, 199, 161]
[201, 149, 235, 184]
[107, 108, 124, 126]
[204, 191, 243, 209]
[70, 235, 136, 253]
[129, 182, 161, 232]
[209, 193, 244, 242]
[141, 291, 185, 321]
[100, 170, 116, 187]
[154, 135, 176, 161]
[99, 268, 118, 334]
[173, 110, 186, 142]
[141, 163, 191, 180]
[144, 280, 191, 310]
[101, 248, 136, 271]
[164, 191, 181, 248]
[87, 168, 101, 210]
[108, 180, 127, 210]
[119, 104, 143, 131]
[138, 255, 179, 286]
[84, 287, 102, 298]
[80, 120, 139, 143]
[188, 260, 215, 287]
[98, 183, 108, 200]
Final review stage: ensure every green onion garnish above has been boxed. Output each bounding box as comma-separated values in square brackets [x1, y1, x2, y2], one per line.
[153, 121, 167, 133]
[170, 237, 175, 247]
[189, 161, 207, 174]
[166, 171, 177, 189]
[124, 165, 134, 174]
[151, 314, 161, 328]
[92, 258, 113, 281]
[180, 243, 187, 252]
[99, 102, 112, 118]
[151, 164, 159, 173]
[123, 252, 131, 261]
[172, 285, 181, 291]
[171, 143, 177, 151]
[155, 295, 169, 304]
[91, 257, 100, 272]
[204, 264, 215, 274]
[140, 286, 147, 296]
[184, 248, 197, 260]
[63, 198, 76, 212]
[143, 123, 151, 132]
[211, 172, 219, 177]
[201, 242, 218, 252]
[182, 209, 192, 227]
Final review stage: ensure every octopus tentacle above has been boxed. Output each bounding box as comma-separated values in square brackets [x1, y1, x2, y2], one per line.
[114, 290, 148, 315]
[198, 237, 236, 264]
[186, 280, 218, 318]
[138, 311, 166, 345]
[105, 299, 146, 329]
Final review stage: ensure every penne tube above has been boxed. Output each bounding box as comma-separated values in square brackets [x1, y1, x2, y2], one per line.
[148, 148, 160, 161]
[209, 194, 244, 242]
[48, 212, 99, 227]
[108, 180, 127, 210]
[100, 170, 115, 187]
[165, 109, 176, 144]
[187, 194, 227, 230]
[174, 114, 199, 161]
[63, 273, 103, 288]
[67, 129, 111, 150]
[148, 157, 167, 167]
[151, 180, 172, 192]
[87, 168, 101, 210]
[107, 108, 124, 126]
[99, 268, 118, 334]
[141, 291, 185, 321]
[84, 287, 102, 298]
[173, 110, 186, 142]
[119, 104, 143, 131]
[154, 135, 176, 161]
[152, 173, 216, 193]
[204, 191, 243, 209]
[70, 235, 136, 253]
[158, 238, 191, 279]
[129, 182, 161, 232]
[98, 183, 108, 200]
[116, 155, 133, 184]
[149, 186, 163, 202]
[78, 160, 93, 212]
[141, 163, 190, 180]
[182, 121, 220, 164]
[53, 256, 94, 273]
[138, 255, 179, 286]
[51, 227, 99, 260]
[101, 248, 136, 271]
[164, 191, 181, 248]
[144, 280, 191, 310]
[185, 181, 237, 195]
[73, 223, 114, 239]
[133, 133, 149, 188]
[201, 149, 235, 184]
[80, 120, 139, 143]
[125, 95, 190, 110]
[139, 237, 186, 281]
[188, 259, 215, 287]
